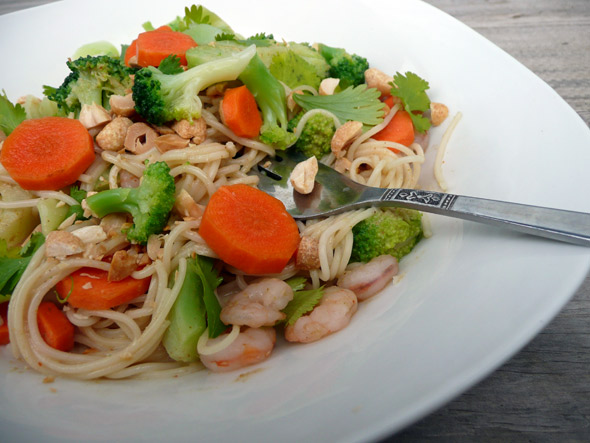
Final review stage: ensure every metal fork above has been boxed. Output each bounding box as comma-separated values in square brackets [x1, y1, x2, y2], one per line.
[253, 150, 590, 246]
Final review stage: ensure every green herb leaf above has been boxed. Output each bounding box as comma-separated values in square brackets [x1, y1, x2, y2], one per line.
[0, 89, 26, 135]
[390, 71, 431, 133]
[282, 286, 324, 326]
[293, 85, 385, 126]
[142, 21, 155, 31]
[184, 5, 211, 26]
[215, 32, 236, 42]
[0, 232, 45, 299]
[285, 276, 307, 292]
[158, 55, 184, 75]
[63, 186, 88, 221]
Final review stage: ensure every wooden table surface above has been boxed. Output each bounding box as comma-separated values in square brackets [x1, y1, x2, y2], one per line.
[1, 0, 589, 441]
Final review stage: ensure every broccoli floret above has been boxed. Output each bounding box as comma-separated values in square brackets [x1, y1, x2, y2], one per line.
[132, 45, 256, 125]
[45, 55, 134, 117]
[351, 208, 423, 263]
[186, 42, 296, 149]
[288, 112, 336, 159]
[240, 54, 297, 149]
[85, 162, 176, 244]
[317, 43, 369, 89]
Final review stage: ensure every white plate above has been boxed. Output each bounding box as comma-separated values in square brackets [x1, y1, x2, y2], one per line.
[1, 0, 590, 441]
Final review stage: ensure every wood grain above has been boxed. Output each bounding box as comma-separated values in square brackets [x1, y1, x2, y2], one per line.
[1, 0, 589, 440]
[393, 0, 590, 440]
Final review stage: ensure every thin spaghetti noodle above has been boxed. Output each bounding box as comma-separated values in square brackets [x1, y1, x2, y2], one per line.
[0, 27, 462, 379]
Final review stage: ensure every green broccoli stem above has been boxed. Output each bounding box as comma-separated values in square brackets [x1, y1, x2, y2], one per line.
[162, 259, 207, 363]
[85, 187, 139, 218]
[76, 87, 104, 110]
[238, 54, 289, 129]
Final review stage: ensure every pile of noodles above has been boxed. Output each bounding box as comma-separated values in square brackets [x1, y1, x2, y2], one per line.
[0, 84, 461, 379]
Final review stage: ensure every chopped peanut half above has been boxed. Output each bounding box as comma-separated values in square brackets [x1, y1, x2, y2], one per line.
[296, 236, 321, 270]
[174, 189, 205, 219]
[96, 117, 133, 151]
[334, 156, 352, 174]
[108, 249, 139, 282]
[364, 68, 393, 95]
[45, 230, 84, 258]
[171, 118, 207, 142]
[79, 103, 111, 129]
[71, 225, 107, 244]
[109, 94, 136, 117]
[430, 102, 449, 126]
[319, 78, 340, 96]
[290, 156, 318, 195]
[331, 121, 363, 158]
[155, 134, 189, 153]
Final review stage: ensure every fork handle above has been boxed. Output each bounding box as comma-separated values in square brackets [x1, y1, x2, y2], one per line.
[369, 188, 590, 246]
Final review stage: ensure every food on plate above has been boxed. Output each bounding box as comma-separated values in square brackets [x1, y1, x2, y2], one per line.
[0, 4, 457, 379]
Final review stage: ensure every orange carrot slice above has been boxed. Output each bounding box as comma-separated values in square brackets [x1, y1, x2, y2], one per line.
[55, 268, 151, 311]
[136, 30, 197, 67]
[199, 184, 300, 274]
[221, 85, 263, 138]
[37, 301, 75, 352]
[373, 96, 415, 148]
[0, 117, 95, 191]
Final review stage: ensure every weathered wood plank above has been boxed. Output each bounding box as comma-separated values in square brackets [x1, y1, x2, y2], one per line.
[392, 0, 590, 440]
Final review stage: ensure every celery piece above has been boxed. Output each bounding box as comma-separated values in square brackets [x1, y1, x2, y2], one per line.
[0, 183, 39, 248]
[72, 41, 120, 60]
[37, 198, 69, 235]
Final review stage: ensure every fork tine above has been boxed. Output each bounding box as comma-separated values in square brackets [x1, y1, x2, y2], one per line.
[254, 150, 370, 219]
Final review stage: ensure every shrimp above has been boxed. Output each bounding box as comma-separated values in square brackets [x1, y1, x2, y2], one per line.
[200, 327, 276, 373]
[284, 286, 358, 343]
[337, 254, 399, 301]
[220, 278, 294, 328]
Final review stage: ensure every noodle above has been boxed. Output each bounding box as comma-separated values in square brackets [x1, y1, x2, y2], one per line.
[434, 112, 463, 192]
[1, 26, 461, 379]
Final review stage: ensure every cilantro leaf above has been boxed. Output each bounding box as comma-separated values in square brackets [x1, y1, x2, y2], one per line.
[0, 89, 26, 135]
[215, 32, 236, 42]
[390, 71, 431, 133]
[285, 276, 307, 292]
[65, 186, 88, 221]
[158, 55, 184, 75]
[0, 232, 45, 299]
[293, 85, 386, 126]
[184, 4, 211, 26]
[282, 286, 324, 326]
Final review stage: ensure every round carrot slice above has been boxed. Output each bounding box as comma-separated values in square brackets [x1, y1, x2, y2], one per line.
[0, 117, 95, 191]
[55, 268, 152, 311]
[221, 85, 263, 138]
[199, 184, 301, 275]
[136, 30, 197, 67]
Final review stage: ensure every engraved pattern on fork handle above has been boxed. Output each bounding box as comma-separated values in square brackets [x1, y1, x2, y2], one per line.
[379, 188, 590, 246]
[381, 188, 458, 209]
